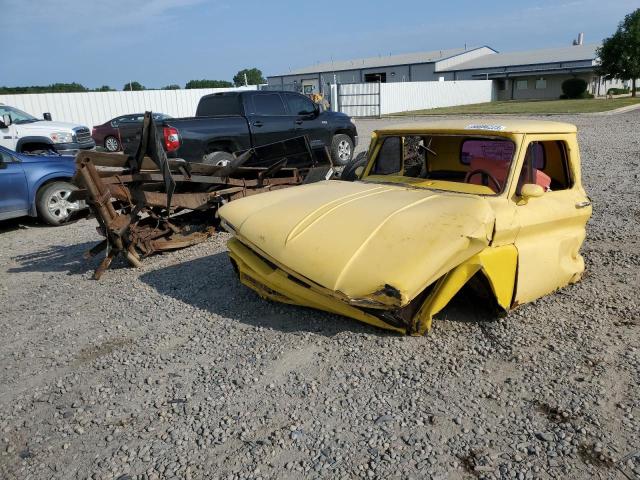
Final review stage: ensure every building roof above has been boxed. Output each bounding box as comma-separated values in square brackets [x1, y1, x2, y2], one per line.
[440, 44, 598, 72]
[377, 119, 578, 135]
[282, 47, 490, 76]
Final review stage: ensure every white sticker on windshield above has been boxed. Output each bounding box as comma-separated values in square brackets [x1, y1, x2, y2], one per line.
[465, 124, 506, 131]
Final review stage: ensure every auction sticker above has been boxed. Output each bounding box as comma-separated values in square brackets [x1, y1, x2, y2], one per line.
[465, 124, 506, 131]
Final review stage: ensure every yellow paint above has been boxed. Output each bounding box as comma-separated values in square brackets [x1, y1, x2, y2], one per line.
[228, 238, 407, 334]
[411, 245, 517, 334]
[219, 120, 591, 334]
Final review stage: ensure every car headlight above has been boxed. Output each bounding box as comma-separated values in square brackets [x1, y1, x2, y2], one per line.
[49, 132, 74, 143]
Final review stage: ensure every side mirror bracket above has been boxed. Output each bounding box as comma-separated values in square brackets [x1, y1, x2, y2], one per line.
[518, 183, 545, 204]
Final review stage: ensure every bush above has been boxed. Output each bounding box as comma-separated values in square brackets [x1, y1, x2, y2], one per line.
[561, 78, 588, 99]
[607, 87, 630, 95]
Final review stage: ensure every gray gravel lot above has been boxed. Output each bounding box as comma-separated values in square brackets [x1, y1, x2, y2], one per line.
[1, 112, 639, 480]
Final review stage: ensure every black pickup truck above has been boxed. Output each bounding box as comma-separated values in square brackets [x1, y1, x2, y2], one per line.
[123, 90, 358, 166]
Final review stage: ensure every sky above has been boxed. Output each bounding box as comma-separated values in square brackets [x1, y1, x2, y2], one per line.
[1, 0, 639, 89]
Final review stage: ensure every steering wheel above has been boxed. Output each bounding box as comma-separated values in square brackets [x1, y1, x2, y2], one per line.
[465, 169, 501, 192]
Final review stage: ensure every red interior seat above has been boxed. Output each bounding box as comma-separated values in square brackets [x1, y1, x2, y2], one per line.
[532, 169, 551, 190]
[465, 157, 510, 192]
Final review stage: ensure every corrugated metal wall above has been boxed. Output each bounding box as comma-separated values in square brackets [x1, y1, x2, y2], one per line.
[380, 80, 495, 115]
[0, 86, 257, 128]
[337, 83, 381, 117]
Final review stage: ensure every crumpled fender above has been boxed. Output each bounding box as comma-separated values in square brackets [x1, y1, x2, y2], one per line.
[410, 245, 518, 335]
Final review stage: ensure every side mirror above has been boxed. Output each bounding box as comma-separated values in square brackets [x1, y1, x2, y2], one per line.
[0, 114, 12, 128]
[43, 112, 52, 121]
[314, 103, 321, 116]
[520, 183, 545, 199]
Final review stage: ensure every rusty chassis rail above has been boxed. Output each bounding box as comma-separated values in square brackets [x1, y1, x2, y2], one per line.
[72, 112, 330, 279]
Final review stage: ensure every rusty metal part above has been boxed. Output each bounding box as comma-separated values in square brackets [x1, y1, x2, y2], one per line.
[74, 111, 329, 279]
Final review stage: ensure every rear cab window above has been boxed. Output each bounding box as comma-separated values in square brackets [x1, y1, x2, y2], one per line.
[196, 94, 243, 116]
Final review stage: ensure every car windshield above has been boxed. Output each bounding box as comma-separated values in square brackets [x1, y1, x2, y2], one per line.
[365, 134, 516, 195]
[0, 105, 39, 124]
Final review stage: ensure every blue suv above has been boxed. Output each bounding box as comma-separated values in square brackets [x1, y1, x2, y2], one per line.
[0, 145, 82, 225]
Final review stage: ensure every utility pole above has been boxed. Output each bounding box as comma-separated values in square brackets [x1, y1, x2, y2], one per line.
[244, 73, 248, 87]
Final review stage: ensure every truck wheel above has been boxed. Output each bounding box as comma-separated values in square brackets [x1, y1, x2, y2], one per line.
[202, 151, 234, 166]
[104, 136, 120, 152]
[36, 181, 80, 226]
[331, 134, 354, 166]
[340, 151, 368, 181]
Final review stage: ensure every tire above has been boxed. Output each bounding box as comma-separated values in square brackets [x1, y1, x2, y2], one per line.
[202, 151, 234, 166]
[330, 134, 354, 166]
[36, 181, 81, 226]
[104, 136, 120, 152]
[340, 151, 368, 181]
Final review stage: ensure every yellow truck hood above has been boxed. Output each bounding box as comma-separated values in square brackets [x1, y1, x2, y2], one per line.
[219, 180, 495, 305]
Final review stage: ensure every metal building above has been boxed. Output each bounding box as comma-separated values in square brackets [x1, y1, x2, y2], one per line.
[266, 47, 496, 95]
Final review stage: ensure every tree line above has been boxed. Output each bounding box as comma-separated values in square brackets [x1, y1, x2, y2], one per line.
[0, 68, 266, 95]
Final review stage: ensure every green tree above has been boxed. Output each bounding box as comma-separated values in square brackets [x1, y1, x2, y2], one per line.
[233, 68, 266, 87]
[162, 84, 181, 90]
[185, 79, 233, 89]
[123, 81, 145, 91]
[597, 8, 640, 97]
[0, 83, 88, 94]
[95, 85, 114, 92]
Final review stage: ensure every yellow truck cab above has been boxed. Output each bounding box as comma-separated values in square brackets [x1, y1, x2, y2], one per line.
[219, 119, 592, 334]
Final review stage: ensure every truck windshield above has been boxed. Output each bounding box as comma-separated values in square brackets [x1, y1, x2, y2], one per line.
[366, 134, 516, 195]
[0, 105, 39, 124]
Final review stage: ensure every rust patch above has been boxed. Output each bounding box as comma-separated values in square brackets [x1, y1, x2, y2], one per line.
[73, 112, 328, 279]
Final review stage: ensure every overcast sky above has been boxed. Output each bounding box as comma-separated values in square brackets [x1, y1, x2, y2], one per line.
[1, 0, 638, 89]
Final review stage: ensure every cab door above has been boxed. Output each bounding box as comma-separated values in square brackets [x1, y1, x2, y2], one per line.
[0, 117, 17, 150]
[0, 149, 29, 219]
[282, 92, 328, 149]
[512, 135, 592, 304]
[245, 93, 293, 146]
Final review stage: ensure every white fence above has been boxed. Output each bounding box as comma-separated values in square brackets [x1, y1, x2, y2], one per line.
[336, 80, 496, 117]
[381, 80, 495, 115]
[0, 86, 257, 128]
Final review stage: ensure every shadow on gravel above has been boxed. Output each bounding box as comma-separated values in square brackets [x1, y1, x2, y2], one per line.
[140, 251, 494, 337]
[139, 252, 396, 337]
[8, 241, 104, 275]
[0, 216, 44, 233]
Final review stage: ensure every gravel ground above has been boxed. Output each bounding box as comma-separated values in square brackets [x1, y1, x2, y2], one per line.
[1, 112, 639, 480]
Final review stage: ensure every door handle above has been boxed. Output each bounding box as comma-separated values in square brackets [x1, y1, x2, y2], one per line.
[575, 201, 591, 209]
[253, 121, 263, 127]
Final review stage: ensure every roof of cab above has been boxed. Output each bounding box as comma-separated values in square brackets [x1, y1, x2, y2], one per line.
[376, 119, 578, 135]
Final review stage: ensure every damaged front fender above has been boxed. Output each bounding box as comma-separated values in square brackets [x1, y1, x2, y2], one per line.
[228, 235, 518, 335]
[409, 245, 518, 335]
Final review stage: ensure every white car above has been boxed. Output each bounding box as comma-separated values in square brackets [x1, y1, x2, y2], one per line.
[0, 103, 95, 154]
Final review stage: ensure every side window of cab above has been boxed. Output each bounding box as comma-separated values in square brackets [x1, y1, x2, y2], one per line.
[371, 136, 402, 175]
[516, 141, 573, 195]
